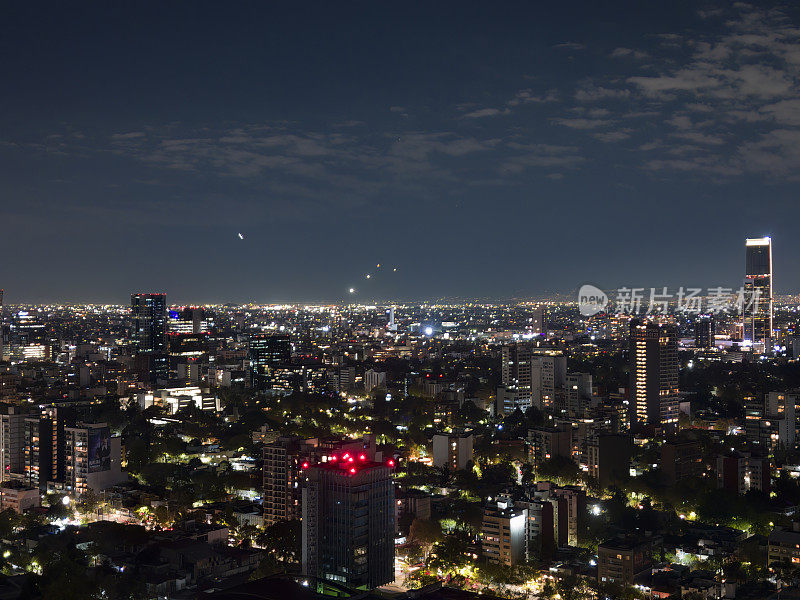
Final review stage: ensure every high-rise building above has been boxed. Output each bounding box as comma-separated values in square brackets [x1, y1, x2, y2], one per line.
[22, 416, 55, 489]
[528, 427, 572, 466]
[660, 439, 702, 485]
[250, 334, 291, 391]
[63, 423, 124, 495]
[587, 434, 632, 489]
[263, 437, 316, 526]
[131, 293, 168, 354]
[565, 372, 592, 415]
[695, 316, 714, 349]
[501, 344, 534, 408]
[264, 436, 378, 527]
[8, 310, 49, 362]
[538, 355, 567, 408]
[547, 484, 586, 548]
[717, 451, 770, 495]
[364, 369, 386, 394]
[327, 364, 356, 393]
[629, 320, 679, 431]
[744, 237, 773, 346]
[0, 407, 26, 482]
[168, 308, 210, 374]
[531, 306, 545, 335]
[495, 384, 521, 417]
[744, 394, 765, 445]
[527, 482, 586, 549]
[3, 410, 121, 495]
[0, 289, 4, 360]
[168, 306, 210, 334]
[515, 498, 555, 559]
[744, 392, 797, 450]
[481, 497, 528, 566]
[500, 345, 566, 410]
[301, 457, 394, 591]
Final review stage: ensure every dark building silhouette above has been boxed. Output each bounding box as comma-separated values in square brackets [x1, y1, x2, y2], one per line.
[131, 293, 167, 354]
[302, 457, 394, 591]
[250, 334, 291, 391]
[695, 316, 714, 349]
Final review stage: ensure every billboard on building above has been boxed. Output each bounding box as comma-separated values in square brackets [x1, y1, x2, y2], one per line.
[88, 426, 111, 472]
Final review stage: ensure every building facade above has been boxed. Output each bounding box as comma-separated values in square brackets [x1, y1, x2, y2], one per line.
[131, 293, 168, 354]
[301, 459, 394, 591]
[629, 320, 679, 432]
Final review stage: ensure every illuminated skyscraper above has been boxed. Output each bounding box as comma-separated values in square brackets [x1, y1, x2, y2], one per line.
[629, 320, 679, 431]
[131, 293, 168, 354]
[744, 237, 773, 345]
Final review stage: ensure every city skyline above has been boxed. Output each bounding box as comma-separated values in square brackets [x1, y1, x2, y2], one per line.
[7, 3, 800, 598]
[4, 2, 800, 301]
[0, 232, 789, 306]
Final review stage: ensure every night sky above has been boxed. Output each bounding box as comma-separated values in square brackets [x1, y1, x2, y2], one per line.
[3, 1, 800, 304]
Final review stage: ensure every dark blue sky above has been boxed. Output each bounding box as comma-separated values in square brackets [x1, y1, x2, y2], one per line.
[2, 1, 799, 303]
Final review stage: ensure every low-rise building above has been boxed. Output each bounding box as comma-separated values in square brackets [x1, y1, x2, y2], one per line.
[0, 480, 39, 513]
[768, 527, 800, 567]
[598, 536, 653, 586]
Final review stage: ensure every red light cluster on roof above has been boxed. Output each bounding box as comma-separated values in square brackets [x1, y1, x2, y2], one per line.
[304, 455, 399, 476]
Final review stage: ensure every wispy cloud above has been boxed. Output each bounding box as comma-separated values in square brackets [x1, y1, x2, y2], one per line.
[553, 42, 585, 51]
[459, 88, 558, 118]
[545, 2, 800, 180]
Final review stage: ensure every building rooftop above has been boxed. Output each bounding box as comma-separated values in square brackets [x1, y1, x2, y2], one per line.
[598, 536, 653, 551]
[304, 453, 395, 476]
[768, 529, 800, 544]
